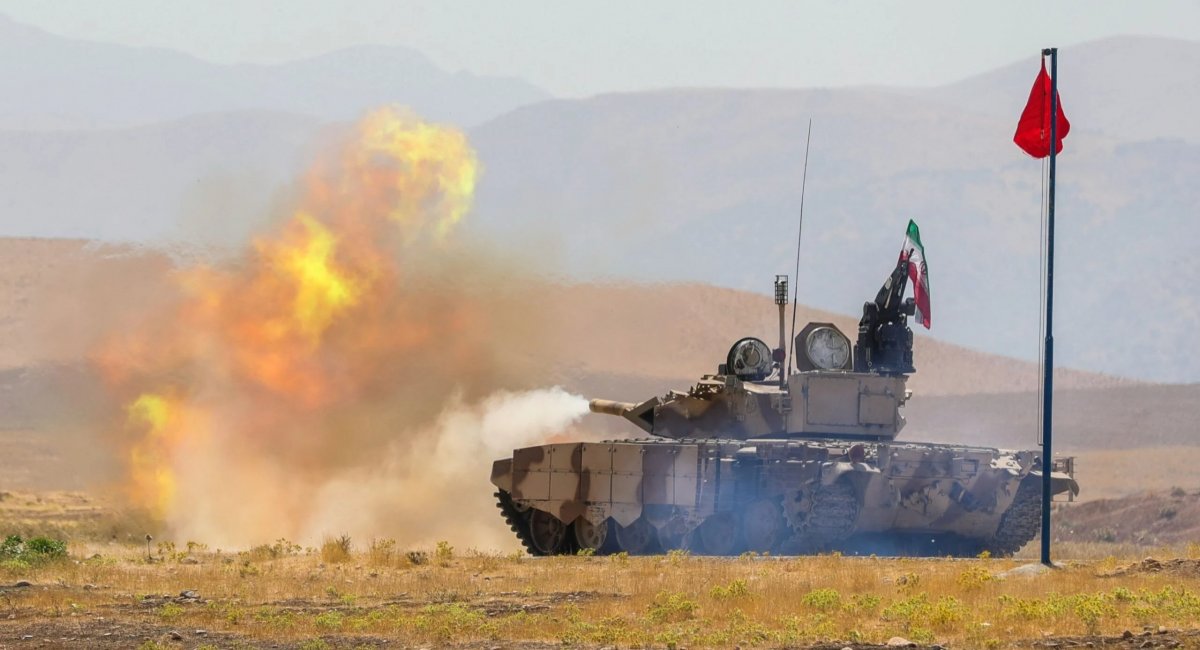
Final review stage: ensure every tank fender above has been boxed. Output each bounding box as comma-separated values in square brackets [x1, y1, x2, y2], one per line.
[491, 458, 513, 492]
[820, 461, 882, 488]
[1030, 470, 1080, 497]
[610, 504, 643, 528]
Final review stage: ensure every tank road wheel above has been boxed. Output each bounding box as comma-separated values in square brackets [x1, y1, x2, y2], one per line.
[742, 499, 784, 552]
[614, 517, 656, 555]
[656, 517, 690, 552]
[742, 499, 785, 552]
[697, 512, 739, 556]
[573, 516, 609, 553]
[787, 479, 859, 549]
[528, 509, 568, 555]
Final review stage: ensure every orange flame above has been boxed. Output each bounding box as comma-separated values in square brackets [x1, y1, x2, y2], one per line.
[104, 108, 481, 526]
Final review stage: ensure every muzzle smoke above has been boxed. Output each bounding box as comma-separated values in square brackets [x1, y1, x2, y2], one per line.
[298, 388, 588, 549]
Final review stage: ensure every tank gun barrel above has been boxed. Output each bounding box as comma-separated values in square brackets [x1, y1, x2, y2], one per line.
[589, 399, 637, 416]
[588, 397, 660, 435]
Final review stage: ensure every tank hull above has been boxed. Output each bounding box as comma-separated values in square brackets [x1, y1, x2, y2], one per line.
[490, 437, 1077, 557]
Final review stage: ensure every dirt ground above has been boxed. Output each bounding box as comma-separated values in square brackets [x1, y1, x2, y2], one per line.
[2, 580, 1200, 650]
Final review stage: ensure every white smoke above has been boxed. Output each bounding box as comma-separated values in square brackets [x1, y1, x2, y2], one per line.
[296, 387, 590, 550]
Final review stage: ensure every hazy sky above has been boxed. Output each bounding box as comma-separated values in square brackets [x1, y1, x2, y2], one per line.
[1, 0, 1197, 96]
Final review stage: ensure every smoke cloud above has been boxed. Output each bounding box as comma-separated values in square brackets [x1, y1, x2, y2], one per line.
[94, 108, 587, 549]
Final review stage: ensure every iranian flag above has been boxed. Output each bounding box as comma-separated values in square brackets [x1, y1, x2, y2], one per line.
[899, 219, 931, 329]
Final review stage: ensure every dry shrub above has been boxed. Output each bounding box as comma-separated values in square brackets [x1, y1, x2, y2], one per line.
[320, 534, 352, 564]
[434, 540, 453, 566]
[367, 538, 396, 567]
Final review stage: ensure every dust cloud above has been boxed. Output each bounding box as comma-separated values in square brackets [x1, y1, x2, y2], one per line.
[93, 108, 589, 549]
[297, 388, 588, 551]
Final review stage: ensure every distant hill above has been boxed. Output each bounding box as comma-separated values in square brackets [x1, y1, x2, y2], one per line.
[908, 383, 1200, 452]
[0, 239, 178, 369]
[1056, 488, 1200, 546]
[0, 238, 1129, 398]
[1, 32, 1198, 381]
[0, 14, 548, 130]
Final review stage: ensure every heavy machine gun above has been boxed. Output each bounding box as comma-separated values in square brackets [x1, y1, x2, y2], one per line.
[854, 257, 916, 375]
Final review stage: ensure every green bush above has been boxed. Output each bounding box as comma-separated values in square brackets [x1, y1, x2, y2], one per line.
[314, 610, 344, 630]
[802, 588, 841, 610]
[24, 537, 67, 559]
[0, 535, 23, 558]
[710, 578, 752, 600]
[646, 591, 698, 623]
[956, 565, 996, 590]
[158, 602, 184, 620]
[0, 535, 68, 564]
[0, 558, 31, 573]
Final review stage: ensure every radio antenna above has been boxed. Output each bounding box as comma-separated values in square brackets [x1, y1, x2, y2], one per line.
[786, 119, 813, 376]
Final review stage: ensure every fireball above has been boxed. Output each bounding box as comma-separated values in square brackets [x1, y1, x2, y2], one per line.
[105, 108, 482, 535]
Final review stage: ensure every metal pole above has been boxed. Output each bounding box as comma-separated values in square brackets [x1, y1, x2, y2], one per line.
[775, 275, 788, 388]
[1040, 46, 1058, 566]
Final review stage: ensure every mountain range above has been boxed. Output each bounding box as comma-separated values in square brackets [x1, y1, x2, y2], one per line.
[0, 15, 1197, 382]
[0, 14, 547, 130]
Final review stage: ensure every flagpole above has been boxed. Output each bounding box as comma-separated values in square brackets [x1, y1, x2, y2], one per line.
[1039, 46, 1058, 567]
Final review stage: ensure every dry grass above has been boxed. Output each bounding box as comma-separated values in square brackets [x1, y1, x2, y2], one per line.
[5, 492, 1200, 647]
[0, 489, 161, 544]
[2, 541, 1200, 648]
[320, 535, 353, 565]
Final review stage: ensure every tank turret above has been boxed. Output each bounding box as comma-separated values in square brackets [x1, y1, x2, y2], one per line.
[587, 258, 915, 441]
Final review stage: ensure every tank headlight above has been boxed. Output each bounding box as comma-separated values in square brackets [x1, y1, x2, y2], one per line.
[804, 326, 851, 370]
[726, 337, 774, 381]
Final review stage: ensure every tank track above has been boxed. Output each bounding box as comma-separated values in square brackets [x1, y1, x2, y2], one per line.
[985, 478, 1042, 556]
[495, 490, 541, 556]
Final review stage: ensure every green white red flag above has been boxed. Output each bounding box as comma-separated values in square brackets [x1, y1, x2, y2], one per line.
[899, 219, 930, 329]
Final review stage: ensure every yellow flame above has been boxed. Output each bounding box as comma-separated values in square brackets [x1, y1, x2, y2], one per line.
[129, 393, 171, 431]
[126, 393, 178, 515]
[267, 213, 362, 341]
[350, 109, 479, 238]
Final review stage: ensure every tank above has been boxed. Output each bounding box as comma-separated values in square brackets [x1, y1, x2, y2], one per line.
[490, 255, 1079, 557]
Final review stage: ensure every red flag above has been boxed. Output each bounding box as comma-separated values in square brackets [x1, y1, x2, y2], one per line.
[1013, 59, 1070, 158]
